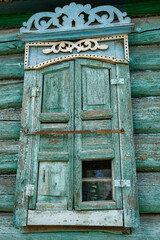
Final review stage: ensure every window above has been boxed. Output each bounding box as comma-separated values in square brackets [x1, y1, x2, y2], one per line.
[14, 3, 139, 229]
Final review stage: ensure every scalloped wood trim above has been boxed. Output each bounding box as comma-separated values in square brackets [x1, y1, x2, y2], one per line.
[24, 35, 129, 70]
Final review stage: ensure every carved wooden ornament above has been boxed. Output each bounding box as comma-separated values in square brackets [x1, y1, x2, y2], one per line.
[20, 2, 131, 33]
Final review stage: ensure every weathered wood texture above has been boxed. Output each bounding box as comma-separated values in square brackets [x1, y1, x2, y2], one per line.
[0, 80, 23, 109]
[0, 175, 16, 212]
[1, 173, 160, 213]
[129, 16, 160, 46]
[0, 141, 19, 174]
[130, 70, 160, 97]
[0, 29, 24, 55]
[135, 134, 160, 172]
[0, 54, 24, 79]
[0, 122, 20, 140]
[132, 97, 160, 134]
[130, 45, 160, 70]
[0, 213, 160, 239]
[138, 172, 160, 213]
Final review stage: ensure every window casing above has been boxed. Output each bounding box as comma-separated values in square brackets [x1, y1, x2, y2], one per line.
[14, 3, 139, 229]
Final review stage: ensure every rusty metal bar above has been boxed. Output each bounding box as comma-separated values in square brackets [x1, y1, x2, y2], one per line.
[26, 128, 125, 135]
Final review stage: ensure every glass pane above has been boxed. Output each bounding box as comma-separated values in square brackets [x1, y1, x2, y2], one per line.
[82, 160, 111, 178]
[82, 181, 112, 201]
[82, 160, 112, 202]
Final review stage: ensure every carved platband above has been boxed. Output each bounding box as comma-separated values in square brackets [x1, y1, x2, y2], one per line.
[20, 2, 131, 34]
[43, 39, 108, 54]
[24, 35, 129, 70]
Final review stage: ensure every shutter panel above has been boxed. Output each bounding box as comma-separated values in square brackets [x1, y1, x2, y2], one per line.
[29, 61, 74, 211]
[74, 59, 122, 210]
[115, 64, 139, 227]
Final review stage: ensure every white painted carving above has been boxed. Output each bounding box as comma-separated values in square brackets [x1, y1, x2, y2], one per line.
[20, 2, 131, 33]
[42, 39, 108, 54]
[24, 35, 129, 70]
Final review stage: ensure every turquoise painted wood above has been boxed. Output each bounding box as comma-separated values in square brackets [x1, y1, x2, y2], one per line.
[74, 59, 122, 211]
[135, 134, 160, 171]
[29, 62, 74, 211]
[15, 58, 138, 227]
[19, 3, 134, 42]
[0, 55, 24, 80]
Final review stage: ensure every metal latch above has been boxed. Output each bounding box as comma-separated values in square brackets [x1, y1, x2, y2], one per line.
[26, 184, 34, 197]
[111, 78, 124, 85]
[26, 128, 125, 135]
[114, 180, 131, 187]
[31, 87, 39, 97]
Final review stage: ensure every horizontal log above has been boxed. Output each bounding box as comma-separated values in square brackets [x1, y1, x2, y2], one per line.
[132, 97, 160, 134]
[0, 108, 21, 121]
[0, 195, 15, 212]
[137, 172, 160, 213]
[135, 134, 160, 171]
[130, 45, 160, 70]
[129, 16, 160, 45]
[0, 41, 24, 56]
[0, 121, 20, 140]
[130, 70, 160, 97]
[0, 80, 23, 109]
[0, 141, 18, 174]
[0, 140, 19, 153]
[0, 29, 24, 55]
[0, 54, 24, 79]
[0, 175, 16, 195]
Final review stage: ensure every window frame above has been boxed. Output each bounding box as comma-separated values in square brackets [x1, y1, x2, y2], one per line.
[14, 3, 139, 229]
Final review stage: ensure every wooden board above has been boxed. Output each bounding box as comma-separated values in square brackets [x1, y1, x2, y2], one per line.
[137, 172, 160, 213]
[130, 70, 160, 97]
[130, 45, 160, 70]
[28, 210, 123, 226]
[0, 121, 20, 140]
[129, 16, 160, 46]
[135, 134, 160, 171]
[0, 108, 21, 121]
[132, 97, 160, 134]
[0, 55, 24, 79]
[0, 141, 19, 174]
[0, 80, 23, 109]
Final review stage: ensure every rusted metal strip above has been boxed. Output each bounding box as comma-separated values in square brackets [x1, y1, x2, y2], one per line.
[26, 128, 125, 135]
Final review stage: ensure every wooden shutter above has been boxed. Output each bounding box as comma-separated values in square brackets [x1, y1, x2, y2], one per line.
[74, 59, 122, 210]
[15, 59, 138, 227]
[29, 61, 74, 211]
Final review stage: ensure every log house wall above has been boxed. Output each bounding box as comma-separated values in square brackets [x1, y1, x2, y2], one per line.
[0, 1, 160, 238]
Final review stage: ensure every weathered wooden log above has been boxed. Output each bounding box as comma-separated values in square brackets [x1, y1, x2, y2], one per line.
[0, 122, 20, 140]
[130, 45, 160, 70]
[135, 134, 160, 171]
[137, 172, 160, 213]
[129, 16, 160, 46]
[130, 70, 160, 97]
[0, 108, 21, 121]
[132, 97, 160, 134]
[0, 54, 24, 79]
[0, 141, 19, 174]
[0, 80, 23, 109]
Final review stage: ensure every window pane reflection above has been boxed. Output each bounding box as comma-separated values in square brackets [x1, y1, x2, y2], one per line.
[82, 160, 112, 201]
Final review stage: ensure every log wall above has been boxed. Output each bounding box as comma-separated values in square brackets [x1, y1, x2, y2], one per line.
[0, 1, 160, 238]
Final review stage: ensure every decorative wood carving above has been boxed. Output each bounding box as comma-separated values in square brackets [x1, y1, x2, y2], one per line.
[20, 2, 131, 34]
[42, 39, 108, 54]
[24, 35, 129, 70]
